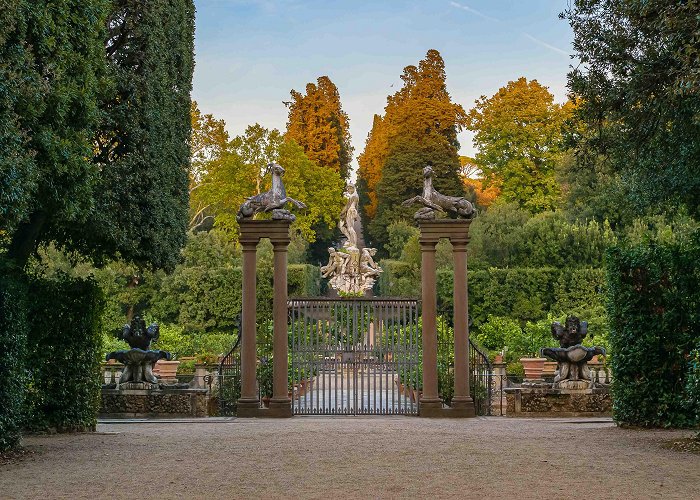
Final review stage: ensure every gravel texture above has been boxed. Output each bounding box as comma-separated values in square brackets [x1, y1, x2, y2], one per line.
[1, 417, 699, 499]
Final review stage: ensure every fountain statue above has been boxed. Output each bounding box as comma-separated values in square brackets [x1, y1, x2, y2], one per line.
[321, 184, 382, 295]
[541, 316, 607, 389]
[105, 316, 171, 386]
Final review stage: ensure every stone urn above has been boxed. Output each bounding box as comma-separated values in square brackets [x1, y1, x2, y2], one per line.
[520, 357, 546, 380]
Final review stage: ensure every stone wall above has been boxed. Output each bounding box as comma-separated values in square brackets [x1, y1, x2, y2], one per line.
[505, 387, 611, 417]
[101, 387, 209, 418]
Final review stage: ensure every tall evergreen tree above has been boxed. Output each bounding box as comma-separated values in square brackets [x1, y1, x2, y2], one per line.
[84, 0, 196, 270]
[286, 76, 353, 181]
[357, 114, 389, 221]
[1, 0, 109, 266]
[362, 50, 467, 249]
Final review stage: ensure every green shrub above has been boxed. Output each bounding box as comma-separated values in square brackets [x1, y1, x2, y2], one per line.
[0, 267, 28, 450]
[288, 264, 320, 297]
[377, 259, 418, 297]
[606, 231, 700, 427]
[25, 275, 105, 432]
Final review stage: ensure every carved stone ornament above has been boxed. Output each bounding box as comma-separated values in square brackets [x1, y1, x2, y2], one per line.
[541, 316, 606, 389]
[402, 165, 476, 221]
[236, 162, 307, 222]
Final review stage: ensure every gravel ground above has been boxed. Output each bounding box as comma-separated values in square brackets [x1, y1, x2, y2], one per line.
[1, 417, 699, 500]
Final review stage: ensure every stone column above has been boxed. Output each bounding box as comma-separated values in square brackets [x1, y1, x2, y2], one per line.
[269, 238, 292, 417]
[238, 238, 259, 415]
[451, 239, 474, 413]
[419, 238, 442, 415]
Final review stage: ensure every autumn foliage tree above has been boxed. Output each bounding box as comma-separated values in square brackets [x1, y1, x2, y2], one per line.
[360, 49, 468, 248]
[286, 76, 353, 181]
[467, 77, 572, 213]
[194, 124, 344, 243]
[189, 101, 229, 232]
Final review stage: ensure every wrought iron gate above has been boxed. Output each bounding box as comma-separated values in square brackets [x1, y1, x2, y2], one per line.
[288, 298, 421, 416]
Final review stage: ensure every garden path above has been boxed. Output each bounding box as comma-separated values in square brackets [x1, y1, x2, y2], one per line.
[2, 417, 699, 499]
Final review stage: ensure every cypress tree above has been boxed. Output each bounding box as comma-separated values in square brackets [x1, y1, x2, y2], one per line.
[286, 76, 353, 181]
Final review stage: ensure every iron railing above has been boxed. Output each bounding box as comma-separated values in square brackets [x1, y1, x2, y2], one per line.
[288, 298, 422, 416]
[217, 330, 242, 416]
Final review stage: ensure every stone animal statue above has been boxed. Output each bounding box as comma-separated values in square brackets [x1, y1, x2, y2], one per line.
[402, 165, 476, 220]
[119, 315, 159, 350]
[551, 316, 588, 348]
[236, 162, 306, 222]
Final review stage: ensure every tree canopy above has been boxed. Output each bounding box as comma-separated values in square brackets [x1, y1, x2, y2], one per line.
[1, 0, 109, 265]
[564, 0, 700, 218]
[467, 77, 572, 213]
[194, 124, 344, 243]
[286, 76, 353, 181]
[359, 49, 467, 248]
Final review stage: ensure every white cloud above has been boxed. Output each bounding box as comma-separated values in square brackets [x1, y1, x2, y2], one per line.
[448, 1, 500, 23]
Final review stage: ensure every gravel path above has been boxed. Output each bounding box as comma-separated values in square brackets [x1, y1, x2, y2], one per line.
[1, 417, 698, 499]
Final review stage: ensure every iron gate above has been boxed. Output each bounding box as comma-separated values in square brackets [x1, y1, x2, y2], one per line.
[288, 298, 422, 415]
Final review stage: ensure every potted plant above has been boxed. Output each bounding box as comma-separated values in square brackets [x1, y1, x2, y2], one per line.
[519, 357, 545, 380]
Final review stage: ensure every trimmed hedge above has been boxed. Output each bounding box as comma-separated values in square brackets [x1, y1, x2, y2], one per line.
[606, 232, 700, 427]
[24, 275, 105, 432]
[289, 264, 320, 297]
[0, 268, 28, 450]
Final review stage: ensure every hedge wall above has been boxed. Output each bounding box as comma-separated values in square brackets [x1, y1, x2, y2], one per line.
[606, 232, 700, 427]
[0, 268, 28, 450]
[289, 264, 320, 297]
[378, 263, 606, 327]
[24, 275, 105, 432]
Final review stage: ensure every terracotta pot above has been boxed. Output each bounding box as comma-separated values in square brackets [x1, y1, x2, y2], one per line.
[520, 357, 546, 380]
[153, 360, 180, 379]
[262, 396, 271, 408]
[542, 361, 558, 378]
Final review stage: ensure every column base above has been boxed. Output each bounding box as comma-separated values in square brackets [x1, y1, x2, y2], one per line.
[419, 399, 476, 418]
[267, 398, 293, 418]
[446, 397, 476, 418]
[419, 399, 443, 418]
[236, 398, 261, 417]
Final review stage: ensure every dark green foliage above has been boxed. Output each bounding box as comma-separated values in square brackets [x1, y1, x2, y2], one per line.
[24, 275, 105, 432]
[468, 204, 615, 268]
[154, 266, 244, 334]
[386, 221, 419, 260]
[0, 265, 28, 450]
[377, 259, 417, 298]
[368, 137, 465, 251]
[80, 0, 195, 270]
[606, 231, 700, 427]
[564, 0, 700, 218]
[445, 267, 560, 326]
[2, 0, 108, 264]
[288, 264, 320, 297]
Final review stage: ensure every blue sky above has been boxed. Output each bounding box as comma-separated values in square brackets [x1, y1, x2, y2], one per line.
[193, 0, 575, 176]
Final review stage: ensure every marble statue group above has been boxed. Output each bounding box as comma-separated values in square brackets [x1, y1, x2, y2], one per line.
[321, 184, 383, 295]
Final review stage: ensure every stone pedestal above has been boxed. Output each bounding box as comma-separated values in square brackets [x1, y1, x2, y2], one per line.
[418, 219, 475, 418]
[100, 386, 209, 418]
[238, 220, 292, 418]
[504, 386, 611, 417]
